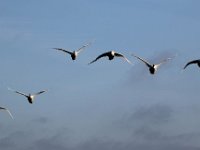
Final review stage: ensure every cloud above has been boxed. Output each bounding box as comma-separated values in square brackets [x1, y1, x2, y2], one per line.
[1, 122, 200, 150]
[1, 104, 200, 150]
[109, 103, 200, 149]
[32, 116, 50, 124]
[116, 104, 174, 130]
[0, 136, 16, 149]
[28, 135, 69, 150]
[130, 104, 173, 125]
[74, 135, 200, 150]
[0, 127, 72, 150]
[0, 131, 28, 150]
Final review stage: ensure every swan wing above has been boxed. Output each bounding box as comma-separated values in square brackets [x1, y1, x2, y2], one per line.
[34, 90, 46, 96]
[184, 60, 200, 69]
[15, 91, 28, 98]
[155, 58, 172, 67]
[0, 107, 13, 119]
[53, 48, 72, 55]
[154, 58, 172, 69]
[8, 87, 28, 98]
[114, 52, 133, 65]
[88, 52, 110, 65]
[76, 42, 91, 54]
[132, 54, 152, 68]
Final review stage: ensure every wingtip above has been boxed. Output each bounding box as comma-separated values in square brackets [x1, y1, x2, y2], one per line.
[88, 60, 95, 65]
[7, 87, 14, 92]
[125, 58, 133, 66]
[1, 108, 14, 119]
[131, 53, 137, 58]
[88, 62, 92, 65]
[129, 62, 134, 66]
[9, 113, 14, 119]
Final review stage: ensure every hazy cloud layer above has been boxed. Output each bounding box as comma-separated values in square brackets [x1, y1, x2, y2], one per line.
[1, 104, 200, 150]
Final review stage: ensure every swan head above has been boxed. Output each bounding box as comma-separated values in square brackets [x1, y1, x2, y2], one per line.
[111, 50, 115, 56]
[74, 51, 78, 56]
[29, 95, 34, 100]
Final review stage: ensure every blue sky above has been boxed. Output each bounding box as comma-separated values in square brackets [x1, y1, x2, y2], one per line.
[0, 0, 200, 149]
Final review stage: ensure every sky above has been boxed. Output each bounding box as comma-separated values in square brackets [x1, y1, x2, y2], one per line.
[0, 0, 200, 149]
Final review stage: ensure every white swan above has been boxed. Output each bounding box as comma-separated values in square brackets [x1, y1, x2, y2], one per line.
[88, 50, 132, 65]
[0, 107, 13, 119]
[53, 42, 91, 60]
[8, 88, 46, 104]
[132, 54, 171, 74]
[183, 59, 200, 69]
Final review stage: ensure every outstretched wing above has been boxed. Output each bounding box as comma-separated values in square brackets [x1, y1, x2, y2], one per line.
[184, 60, 200, 69]
[53, 48, 73, 55]
[34, 90, 46, 96]
[154, 58, 172, 69]
[132, 54, 152, 68]
[114, 52, 133, 65]
[0, 107, 13, 119]
[8, 87, 28, 98]
[76, 42, 92, 54]
[88, 52, 110, 65]
[15, 91, 28, 97]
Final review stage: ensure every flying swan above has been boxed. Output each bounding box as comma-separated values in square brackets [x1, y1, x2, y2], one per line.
[132, 54, 171, 74]
[88, 50, 132, 65]
[8, 88, 46, 104]
[53, 42, 91, 61]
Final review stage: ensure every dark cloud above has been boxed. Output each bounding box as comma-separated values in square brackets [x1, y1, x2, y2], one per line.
[75, 138, 125, 150]
[0, 126, 72, 150]
[0, 136, 16, 149]
[0, 131, 28, 150]
[32, 116, 50, 124]
[116, 104, 174, 130]
[130, 104, 173, 125]
[132, 125, 200, 144]
[108, 103, 200, 149]
[74, 135, 200, 150]
[28, 135, 69, 150]
[27, 126, 72, 150]
[1, 125, 200, 150]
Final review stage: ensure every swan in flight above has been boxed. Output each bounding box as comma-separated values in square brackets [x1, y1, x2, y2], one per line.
[53, 42, 91, 60]
[132, 54, 171, 74]
[183, 59, 200, 69]
[88, 50, 132, 65]
[8, 88, 46, 104]
[0, 107, 13, 119]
